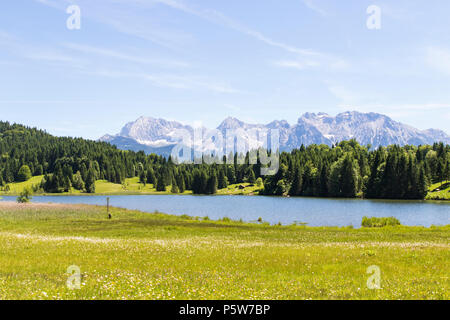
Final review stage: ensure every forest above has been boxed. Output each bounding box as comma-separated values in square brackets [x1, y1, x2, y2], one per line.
[0, 121, 449, 199]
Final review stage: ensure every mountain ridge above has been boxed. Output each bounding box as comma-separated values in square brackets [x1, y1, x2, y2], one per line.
[99, 111, 450, 156]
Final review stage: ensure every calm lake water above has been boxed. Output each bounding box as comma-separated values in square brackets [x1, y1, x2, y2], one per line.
[1, 195, 449, 227]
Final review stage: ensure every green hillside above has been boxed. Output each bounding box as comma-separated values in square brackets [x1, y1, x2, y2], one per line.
[0, 121, 449, 200]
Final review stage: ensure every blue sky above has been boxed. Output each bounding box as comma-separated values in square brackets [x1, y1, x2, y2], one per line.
[0, 0, 449, 139]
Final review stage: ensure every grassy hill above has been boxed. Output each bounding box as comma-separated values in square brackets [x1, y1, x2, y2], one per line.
[426, 181, 450, 200]
[0, 202, 448, 299]
[0, 175, 45, 194]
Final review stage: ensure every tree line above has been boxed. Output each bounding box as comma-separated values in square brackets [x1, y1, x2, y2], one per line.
[0, 121, 448, 199]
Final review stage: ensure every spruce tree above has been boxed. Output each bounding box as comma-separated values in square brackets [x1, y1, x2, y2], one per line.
[156, 176, 166, 192]
[176, 174, 185, 193]
[139, 170, 146, 186]
[146, 167, 156, 185]
[289, 166, 302, 196]
[247, 168, 256, 184]
[206, 173, 218, 194]
[85, 168, 96, 194]
[171, 177, 179, 193]
[218, 170, 228, 189]
[417, 166, 428, 199]
[318, 164, 328, 197]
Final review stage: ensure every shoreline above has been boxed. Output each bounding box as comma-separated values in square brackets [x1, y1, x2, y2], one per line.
[1, 192, 449, 202]
[0, 201, 449, 228]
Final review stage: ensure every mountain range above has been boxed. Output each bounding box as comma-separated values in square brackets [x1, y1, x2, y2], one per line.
[100, 111, 450, 157]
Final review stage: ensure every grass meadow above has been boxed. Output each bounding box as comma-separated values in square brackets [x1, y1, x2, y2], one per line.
[426, 182, 450, 200]
[0, 202, 448, 300]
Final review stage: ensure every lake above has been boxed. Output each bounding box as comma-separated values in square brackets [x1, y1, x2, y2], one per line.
[1, 195, 449, 227]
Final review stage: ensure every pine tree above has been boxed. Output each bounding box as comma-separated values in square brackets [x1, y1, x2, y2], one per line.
[247, 168, 256, 184]
[35, 164, 44, 176]
[176, 174, 185, 193]
[301, 163, 314, 196]
[328, 159, 342, 197]
[289, 166, 302, 196]
[80, 163, 88, 183]
[156, 175, 166, 191]
[342, 155, 358, 198]
[445, 159, 450, 183]
[417, 165, 428, 199]
[171, 177, 179, 193]
[72, 171, 85, 191]
[146, 167, 156, 185]
[85, 168, 96, 193]
[139, 170, 146, 186]
[437, 159, 445, 186]
[200, 170, 208, 194]
[365, 149, 382, 198]
[206, 173, 217, 194]
[218, 170, 228, 189]
[318, 164, 328, 197]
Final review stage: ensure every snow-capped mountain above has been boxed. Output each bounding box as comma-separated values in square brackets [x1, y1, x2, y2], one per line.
[290, 111, 449, 147]
[100, 112, 450, 156]
[117, 116, 194, 147]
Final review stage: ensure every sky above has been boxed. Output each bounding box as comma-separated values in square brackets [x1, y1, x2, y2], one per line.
[0, 0, 449, 139]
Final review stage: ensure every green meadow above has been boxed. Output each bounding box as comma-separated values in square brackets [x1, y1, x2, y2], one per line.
[426, 182, 450, 200]
[0, 202, 448, 300]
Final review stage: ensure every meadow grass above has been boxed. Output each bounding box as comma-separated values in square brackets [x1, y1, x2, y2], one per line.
[216, 183, 263, 195]
[0, 175, 44, 194]
[426, 181, 450, 200]
[0, 202, 448, 300]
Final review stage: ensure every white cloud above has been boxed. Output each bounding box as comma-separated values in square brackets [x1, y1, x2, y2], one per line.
[0, 31, 86, 68]
[63, 42, 189, 68]
[425, 46, 450, 75]
[223, 104, 241, 112]
[274, 60, 320, 70]
[302, 0, 328, 16]
[79, 68, 240, 93]
[143, 74, 240, 93]
[154, 0, 327, 57]
[34, 0, 194, 49]
[35, 0, 346, 71]
[0, 30, 13, 40]
[328, 85, 361, 103]
[154, 0, 349, 70]
[274, 57, 349, 71]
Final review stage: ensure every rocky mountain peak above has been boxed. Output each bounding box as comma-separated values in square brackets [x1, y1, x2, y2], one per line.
[100, 112, 450, 155]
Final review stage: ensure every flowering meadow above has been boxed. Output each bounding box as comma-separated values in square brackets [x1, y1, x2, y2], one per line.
[0, 202, 448, 299]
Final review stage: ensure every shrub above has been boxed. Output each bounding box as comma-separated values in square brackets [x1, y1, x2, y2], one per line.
[361, 216, 401, 228]
[256, 177, 263, 188]
[17, 187, 33, 203]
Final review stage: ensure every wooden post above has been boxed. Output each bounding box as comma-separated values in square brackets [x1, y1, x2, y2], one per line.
[107, 197, 111, 219]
